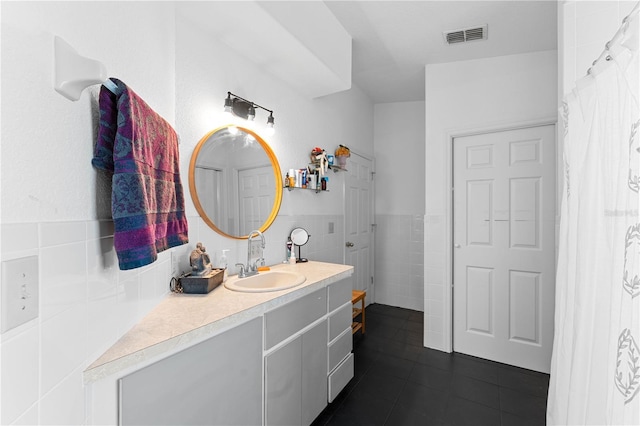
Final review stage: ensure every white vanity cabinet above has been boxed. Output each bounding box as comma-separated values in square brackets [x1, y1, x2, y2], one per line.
[326, 278, 354, 402]
[118, 317, 263, 426]
[264, 288, 328, 426]
[89, 262, 355, 426]
[264, 276, 354, 425]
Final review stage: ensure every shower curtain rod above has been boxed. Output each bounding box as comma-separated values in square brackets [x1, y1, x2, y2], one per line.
[587, 1, 639, 75]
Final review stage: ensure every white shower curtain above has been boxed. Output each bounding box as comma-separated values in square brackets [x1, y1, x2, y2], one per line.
[547, 15, 639, 426]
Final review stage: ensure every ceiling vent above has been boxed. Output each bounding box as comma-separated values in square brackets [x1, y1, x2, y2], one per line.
[443, 25, 488, 44]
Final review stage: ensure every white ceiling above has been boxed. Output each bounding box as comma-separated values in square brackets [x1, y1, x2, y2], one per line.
[179, 1, 557, 104]
[325, 0, 558, 103]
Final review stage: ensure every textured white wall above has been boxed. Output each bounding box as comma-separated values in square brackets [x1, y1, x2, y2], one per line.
[423, 50, 558, 351]
[1, 1, 176, 223]
[0, 2, 373, 425]
[373, 101, 425, 311]
[374, 101, 425, 216]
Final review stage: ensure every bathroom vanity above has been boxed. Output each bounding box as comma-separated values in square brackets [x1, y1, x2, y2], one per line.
[84, 261, 354, 426]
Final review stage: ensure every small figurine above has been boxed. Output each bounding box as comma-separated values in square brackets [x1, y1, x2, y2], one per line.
[190, 242, 212, 276]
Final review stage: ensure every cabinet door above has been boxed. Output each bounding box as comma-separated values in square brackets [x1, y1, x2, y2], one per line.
[119, 317, 262, 425]
[302, 320, 328, 425]
[265, 336, 302, 426]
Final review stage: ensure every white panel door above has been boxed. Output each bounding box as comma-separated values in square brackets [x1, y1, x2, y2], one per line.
[453, 125, 555, 373]
[345, 153, 374, 301]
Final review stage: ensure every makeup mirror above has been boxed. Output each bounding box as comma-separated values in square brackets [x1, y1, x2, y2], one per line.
[290, 227, 310, 262]
[189, 125, 282, 239]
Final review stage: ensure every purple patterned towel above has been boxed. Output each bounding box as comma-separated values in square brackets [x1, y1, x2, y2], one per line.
[92, 78, 188, 270]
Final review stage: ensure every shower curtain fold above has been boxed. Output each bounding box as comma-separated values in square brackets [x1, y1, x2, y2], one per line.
[548, 32, 639, 425]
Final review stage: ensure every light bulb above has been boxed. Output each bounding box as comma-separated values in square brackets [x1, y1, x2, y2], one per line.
[265, 113, 275, 135]
[223, 95, 233, 114]
[264, 126, 275, 136]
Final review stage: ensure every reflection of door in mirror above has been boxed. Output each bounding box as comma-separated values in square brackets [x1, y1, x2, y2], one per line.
[239, 166, 275, 236]
[195, 166, 223, 227]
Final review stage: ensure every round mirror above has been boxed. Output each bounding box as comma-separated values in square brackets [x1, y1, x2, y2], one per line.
[290, 227, 310, 246]
[189, 125, 282, 239]
[290, 227, 310, 262]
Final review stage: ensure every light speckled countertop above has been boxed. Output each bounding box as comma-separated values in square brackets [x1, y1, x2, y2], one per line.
[84, 261, 353, 384]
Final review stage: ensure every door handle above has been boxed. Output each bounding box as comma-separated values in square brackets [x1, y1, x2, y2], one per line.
[346, 242, 355, 247]
[454, 244, 461, 248]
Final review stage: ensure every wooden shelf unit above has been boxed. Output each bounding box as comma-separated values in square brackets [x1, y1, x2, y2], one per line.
[351, 290, 366, 335]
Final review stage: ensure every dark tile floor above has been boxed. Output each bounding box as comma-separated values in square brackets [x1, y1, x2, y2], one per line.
[312, 304, 550, 426]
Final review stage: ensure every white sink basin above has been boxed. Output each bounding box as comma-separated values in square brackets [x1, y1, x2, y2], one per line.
[224, 270, 306, 293]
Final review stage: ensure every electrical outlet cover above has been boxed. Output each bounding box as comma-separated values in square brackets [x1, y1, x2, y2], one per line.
[1, 256, 39, 333]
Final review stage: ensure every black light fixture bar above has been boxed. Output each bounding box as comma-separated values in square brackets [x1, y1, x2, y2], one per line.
[226, 91, 274, 122]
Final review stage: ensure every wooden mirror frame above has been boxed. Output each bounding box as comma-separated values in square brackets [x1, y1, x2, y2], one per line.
[188, 125, 282, 239]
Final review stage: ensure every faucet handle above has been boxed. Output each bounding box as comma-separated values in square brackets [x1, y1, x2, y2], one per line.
[235, 263, 246, 277]
[257, 257, 265, 266]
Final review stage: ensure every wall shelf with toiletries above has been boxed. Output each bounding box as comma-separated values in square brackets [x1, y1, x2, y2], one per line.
[284, 167, 329, 192]
[284, 186, 328, 193]
[283, 147, 347, 193]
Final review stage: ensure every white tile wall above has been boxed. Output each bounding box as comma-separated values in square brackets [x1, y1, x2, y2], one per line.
[39, 367, 85, 426]
[0, 218, 200, 425]
[424, 213, 447, 348]
[374, 214, 424, 311]
[0, 325, 39, 424]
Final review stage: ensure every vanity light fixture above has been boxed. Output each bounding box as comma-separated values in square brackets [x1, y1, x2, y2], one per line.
[223, 93, 233, 114]
[223, 91, 275, 133]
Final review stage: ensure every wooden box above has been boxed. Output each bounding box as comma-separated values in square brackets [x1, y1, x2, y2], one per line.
[180, 268, 224, 294]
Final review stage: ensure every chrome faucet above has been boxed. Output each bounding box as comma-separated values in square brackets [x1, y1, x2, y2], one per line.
[237, 230, 265, 278]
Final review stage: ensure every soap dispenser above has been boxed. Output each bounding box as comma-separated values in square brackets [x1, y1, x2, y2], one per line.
[220, 249, 230, 282]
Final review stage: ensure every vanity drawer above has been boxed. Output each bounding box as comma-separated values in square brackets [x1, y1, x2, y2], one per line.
[328, 352, 354, 403]
[328, 302, 351, 341]
[328, 327, 352, 373]
[265, 288, 327, 350]
[328, 277, 352, 312]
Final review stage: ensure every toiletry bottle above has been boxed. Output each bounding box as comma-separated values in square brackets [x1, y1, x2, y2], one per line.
[284, 172, 289, 188]
[288, 169, 295, 187]
[285, 237, 292, 263]
[220, 249, 229, 282]
[294, 170, 301, 187]
[289, 249, 297, 265]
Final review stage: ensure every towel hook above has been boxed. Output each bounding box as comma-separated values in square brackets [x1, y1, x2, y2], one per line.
[54, 36, 107, 101]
